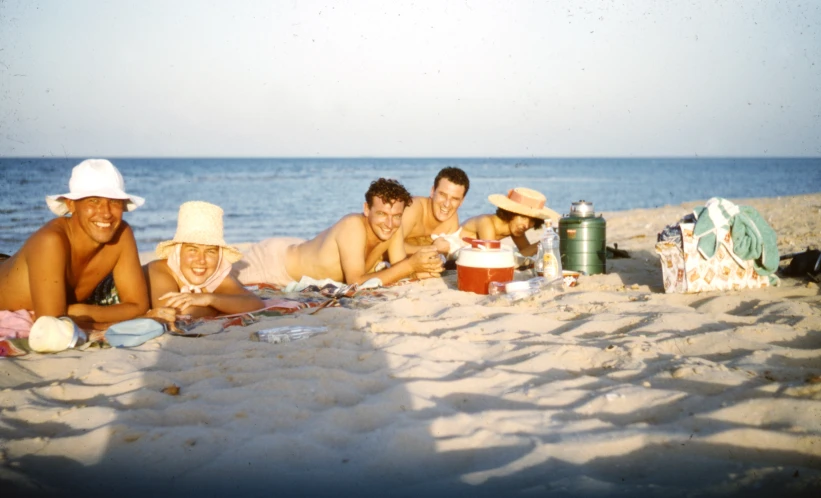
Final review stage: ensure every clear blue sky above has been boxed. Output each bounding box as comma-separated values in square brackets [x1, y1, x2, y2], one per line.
[1, 0, 819, 157]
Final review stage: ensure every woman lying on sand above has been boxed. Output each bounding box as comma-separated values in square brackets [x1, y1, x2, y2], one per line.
[459, 187, 561, 257]
[144, 201, 263, 324]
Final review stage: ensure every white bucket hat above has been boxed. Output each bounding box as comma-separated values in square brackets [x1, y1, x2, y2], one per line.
[45, 159, 145, 216]
[488, 187, 560, 222]
[155, 201, 242, 263]
[29, 316, 87, 353]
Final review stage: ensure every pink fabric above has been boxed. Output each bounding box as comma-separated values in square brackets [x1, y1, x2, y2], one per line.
[0, 310, 35, 339]
[166, 244, 233, 293]
[232, 237, 305, 287]
[507, 189, 545, 209]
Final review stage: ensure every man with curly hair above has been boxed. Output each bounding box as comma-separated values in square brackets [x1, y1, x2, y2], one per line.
[401, 167, 470, 257]
[234, 178, 444, 287]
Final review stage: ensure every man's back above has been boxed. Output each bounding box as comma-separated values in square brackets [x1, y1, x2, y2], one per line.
[287, 213, 395, 284]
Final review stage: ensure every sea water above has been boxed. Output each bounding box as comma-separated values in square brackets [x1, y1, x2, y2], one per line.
[1, 157, 819, 255]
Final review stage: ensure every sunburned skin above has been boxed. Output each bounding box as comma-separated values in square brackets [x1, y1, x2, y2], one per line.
[401, 177, 468, 256]
[460, 212, 542, 257]
[284, 196, 444, 286]
[0, 196, 149, 330]
[143, 242, 263, 322]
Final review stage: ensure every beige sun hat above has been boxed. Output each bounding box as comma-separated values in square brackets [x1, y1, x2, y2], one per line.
[488, 188, 561, 222]
[155, 201, 242, 263]
[46, 159, 145, 216]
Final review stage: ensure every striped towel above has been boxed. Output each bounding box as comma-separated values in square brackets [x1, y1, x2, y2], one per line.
[693, 197, 740, 260]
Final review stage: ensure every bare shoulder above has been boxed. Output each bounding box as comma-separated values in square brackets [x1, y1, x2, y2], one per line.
[331, 213, 366, 236]
[114, 221, 138, 246]
[145, 258, 170, 274]
[27, 219, 71, 253]
[406, 196, 427, 215]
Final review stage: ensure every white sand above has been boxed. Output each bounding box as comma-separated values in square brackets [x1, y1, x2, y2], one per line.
[2, 194, 821, 497]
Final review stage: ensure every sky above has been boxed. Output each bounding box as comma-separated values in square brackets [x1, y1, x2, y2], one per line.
[0, 0, 819, 158]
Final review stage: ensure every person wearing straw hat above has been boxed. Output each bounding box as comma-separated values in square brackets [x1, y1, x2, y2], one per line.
[0, 159, 150, 331]
[143, 201, 263, 322]
[460, 187, 561, 257]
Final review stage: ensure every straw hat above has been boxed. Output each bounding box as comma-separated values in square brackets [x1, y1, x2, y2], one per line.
[155, 201, 242, 263]
[488, 187, 560, 221]
[46, 159, 145, 216]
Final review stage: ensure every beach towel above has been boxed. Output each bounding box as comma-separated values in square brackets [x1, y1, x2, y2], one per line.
[173, 279, 399, 336]
[0, 339, 26, 357]
[1, 310, 34, 357]
[0, 309, 35, 339]
[693, 198, 740, 260]
[430, 228, 468, 260]
[693, 198, 779, 276]
[283, 276, 382, 294]
[232, 237, 305, 287]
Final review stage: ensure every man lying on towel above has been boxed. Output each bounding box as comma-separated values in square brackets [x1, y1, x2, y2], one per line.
[143, 201, 264, 325]
[0, 159, 149, 334]
[401, 166, 470, 259]
[234, 178, 444, 288]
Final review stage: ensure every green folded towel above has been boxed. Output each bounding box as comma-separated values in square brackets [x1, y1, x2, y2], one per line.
[732, 205, 779, 276]
[693, 197, 779, 277]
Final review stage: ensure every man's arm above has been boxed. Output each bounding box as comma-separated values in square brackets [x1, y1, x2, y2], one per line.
[337, 223, 442, 286]
[512, 235, 539, 257]
[159, 276, 264, 317]
[476, 216, 499, 241]
[27, 230, 71, 318]
[67, 226, 149, 325]
[145, 260, 179, 309]
[400, 200, 424, 255]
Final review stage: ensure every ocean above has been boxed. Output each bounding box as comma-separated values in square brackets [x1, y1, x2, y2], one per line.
[1, 157, 819, 255]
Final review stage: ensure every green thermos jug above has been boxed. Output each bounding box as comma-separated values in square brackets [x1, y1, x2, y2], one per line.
[559, 200, 607, 275]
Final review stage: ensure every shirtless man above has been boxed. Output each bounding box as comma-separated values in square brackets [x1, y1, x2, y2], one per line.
[235, 178, 444, 287]
[0, 159, 150, 330]
[401, 167, 470, 256]
[461, 187, 560, 257]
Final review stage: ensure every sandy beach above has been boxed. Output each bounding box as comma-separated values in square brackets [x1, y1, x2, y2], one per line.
[2, 193, 820, 497]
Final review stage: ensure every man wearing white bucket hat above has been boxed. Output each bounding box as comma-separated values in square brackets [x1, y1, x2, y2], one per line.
[460, 187, 561, 257]
[0, 159, 149, 333]
[143, 201, 263, 322]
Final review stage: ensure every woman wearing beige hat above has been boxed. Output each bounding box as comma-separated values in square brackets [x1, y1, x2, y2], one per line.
[144, 201, 263, 323]
[460, 187, 561, 257]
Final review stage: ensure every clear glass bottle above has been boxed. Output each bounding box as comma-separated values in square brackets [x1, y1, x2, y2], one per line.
[250, 326, 328, 344]
[533, 240, 545, 277]
[485, 276, 563, 305]
[541, 221, 562, 278]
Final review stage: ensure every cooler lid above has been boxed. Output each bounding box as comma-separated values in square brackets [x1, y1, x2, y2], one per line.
[570, 200, 595, 217]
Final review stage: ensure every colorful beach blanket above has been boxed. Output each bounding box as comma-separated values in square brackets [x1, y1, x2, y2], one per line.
[172, 280, 401, 336]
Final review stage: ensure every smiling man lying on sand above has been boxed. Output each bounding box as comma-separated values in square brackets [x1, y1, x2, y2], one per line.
[0, 159, 149, 332]
[234, 178, 444, 287]
[401, 166, 470, 256]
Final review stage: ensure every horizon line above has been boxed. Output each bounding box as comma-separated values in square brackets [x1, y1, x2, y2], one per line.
[2, 155, 820, 160]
